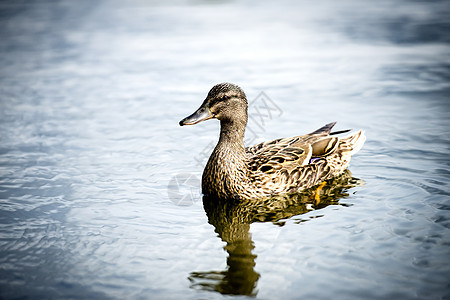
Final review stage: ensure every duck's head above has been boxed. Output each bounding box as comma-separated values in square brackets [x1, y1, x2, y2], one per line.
[179, 83, 248, 126]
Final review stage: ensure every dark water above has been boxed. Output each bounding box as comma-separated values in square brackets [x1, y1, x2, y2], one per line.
[0, 0, 449, 299]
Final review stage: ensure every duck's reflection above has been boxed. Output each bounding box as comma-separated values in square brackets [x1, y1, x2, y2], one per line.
[188, 170, 362, 296]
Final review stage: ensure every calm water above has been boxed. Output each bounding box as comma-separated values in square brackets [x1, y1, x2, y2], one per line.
[1, 0, 449, 299]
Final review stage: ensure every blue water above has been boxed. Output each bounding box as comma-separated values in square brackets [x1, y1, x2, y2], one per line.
[0, 0, 449, 299]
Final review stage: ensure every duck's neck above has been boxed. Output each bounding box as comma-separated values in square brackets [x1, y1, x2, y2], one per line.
[218, 119, 246, 151]
[202, 118, 248, 199]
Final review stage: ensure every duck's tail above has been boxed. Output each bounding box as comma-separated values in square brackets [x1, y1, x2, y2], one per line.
[320, 130, 365, 179]
[311, 121, 352, 136]
[339, 130, 366, 156]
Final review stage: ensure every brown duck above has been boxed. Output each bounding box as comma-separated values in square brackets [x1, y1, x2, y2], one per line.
[180, 83, 365, 200]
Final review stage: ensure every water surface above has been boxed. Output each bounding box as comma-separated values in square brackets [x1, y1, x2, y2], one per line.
[0, 0, 449, 299]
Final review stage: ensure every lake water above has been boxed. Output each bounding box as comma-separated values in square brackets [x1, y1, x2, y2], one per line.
[0, 0, 449, 299]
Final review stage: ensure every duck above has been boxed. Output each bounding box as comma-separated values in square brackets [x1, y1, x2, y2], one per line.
[179, 83, 365, 201]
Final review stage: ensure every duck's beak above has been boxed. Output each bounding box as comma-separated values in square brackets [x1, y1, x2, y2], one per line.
[179, 106, 214, 126]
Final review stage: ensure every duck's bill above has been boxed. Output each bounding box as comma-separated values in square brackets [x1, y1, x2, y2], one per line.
[179, 107, 214, 126]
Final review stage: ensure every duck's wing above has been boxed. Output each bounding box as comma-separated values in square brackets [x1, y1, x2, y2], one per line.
[245, 123, 363, 194]
[246, 135, 313, 174]
[246, 122, 341, 169]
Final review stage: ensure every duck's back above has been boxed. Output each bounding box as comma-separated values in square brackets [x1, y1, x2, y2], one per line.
[245, 123, 365, 197]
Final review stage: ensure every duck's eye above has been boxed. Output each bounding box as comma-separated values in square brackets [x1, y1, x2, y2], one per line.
[222, 95, 230, 101]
